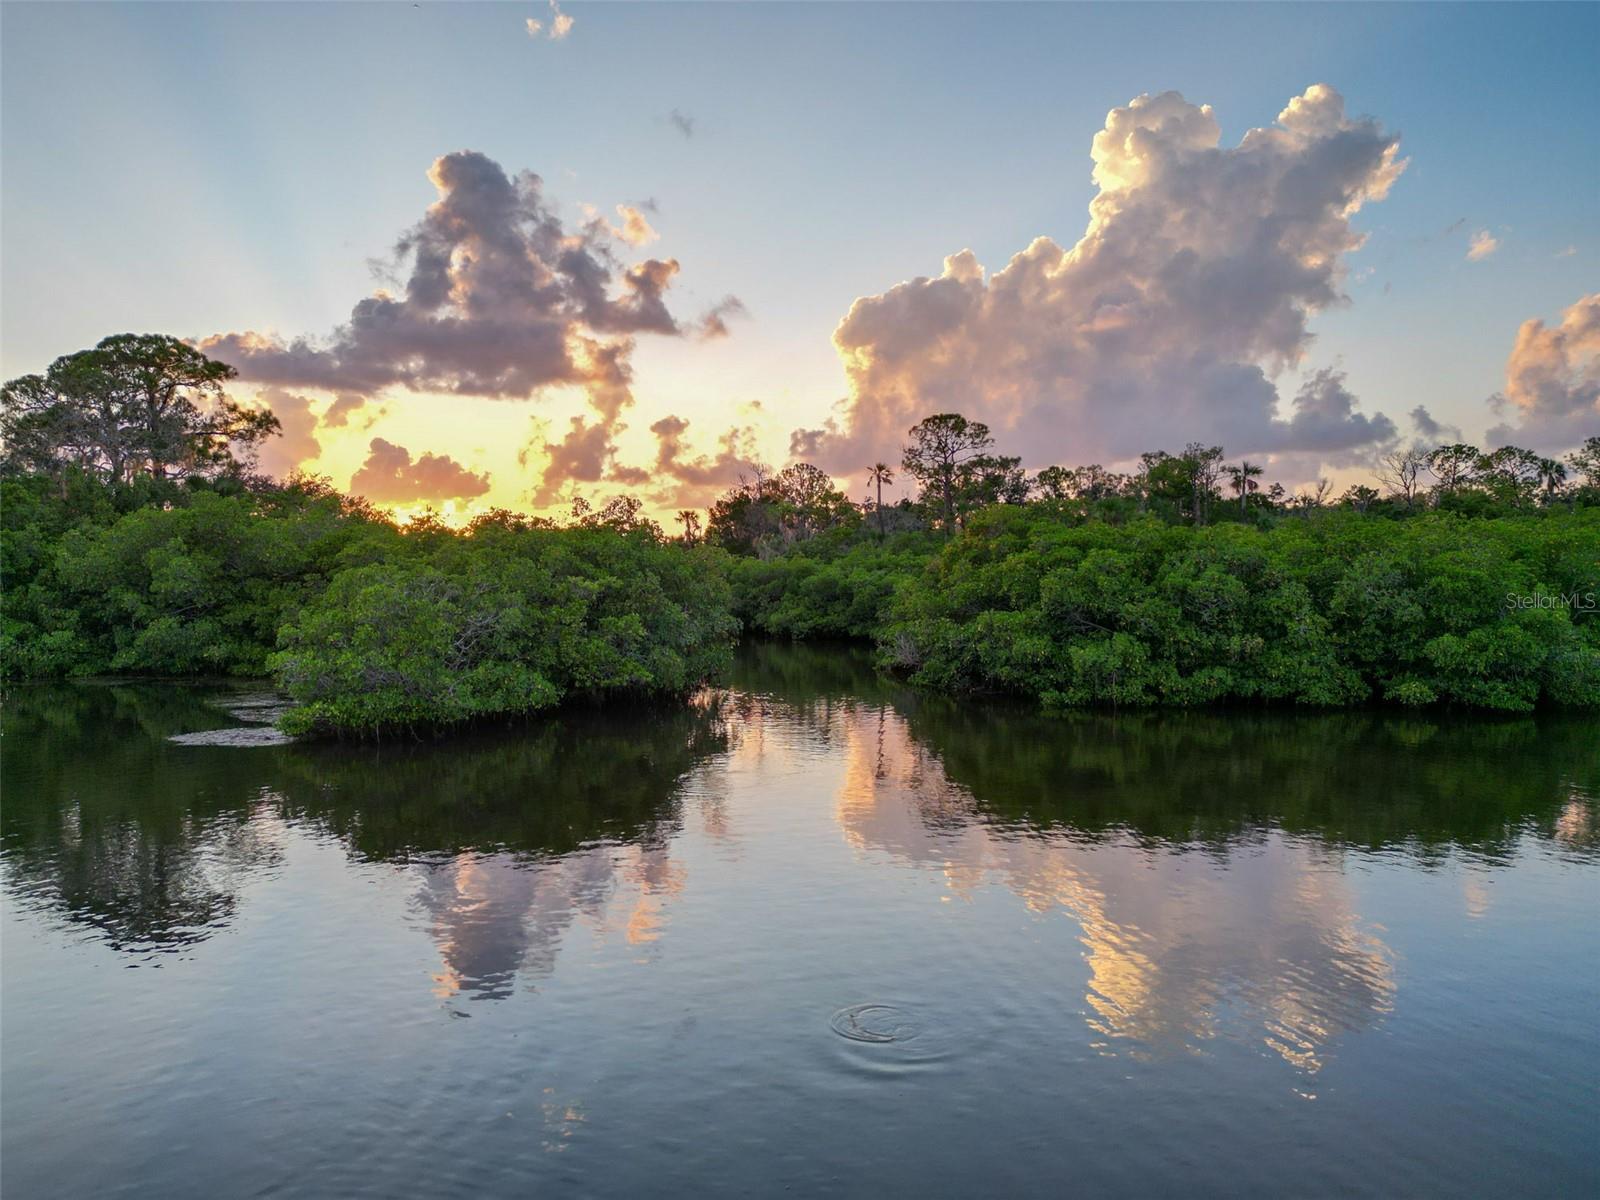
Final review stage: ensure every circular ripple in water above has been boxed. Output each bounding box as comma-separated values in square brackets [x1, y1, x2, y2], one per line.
[830, 1003, 914, 1044]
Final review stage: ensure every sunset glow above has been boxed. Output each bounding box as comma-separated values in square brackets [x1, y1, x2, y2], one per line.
[3, 3, 1594, 525]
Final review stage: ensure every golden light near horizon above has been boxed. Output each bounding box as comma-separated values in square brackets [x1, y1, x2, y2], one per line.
[212, 83, 1595, 530]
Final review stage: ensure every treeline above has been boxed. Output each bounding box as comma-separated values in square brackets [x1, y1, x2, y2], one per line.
[4, 336, 1597, 727]
[707, 415, 1599, 716]
[2, 471, 734, 733]
[878, 508, 1597, 712]
[699, 413, 1600, 557]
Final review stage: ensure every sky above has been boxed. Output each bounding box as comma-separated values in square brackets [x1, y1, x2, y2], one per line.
[2, 1, 1596, 521]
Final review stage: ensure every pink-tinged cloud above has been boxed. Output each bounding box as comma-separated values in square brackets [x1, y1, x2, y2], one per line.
[1487, 293, 1600, 452]
[349, 437, 491, 503]
[319, 392, 368, 428]
[794, 85, 1407, 473]
[200, 150, 733, 500]
[250, 387, 323, 479]
[201, 151, 681, 398]
[644, 415, 765, 506]
[609, 204, 658, 247]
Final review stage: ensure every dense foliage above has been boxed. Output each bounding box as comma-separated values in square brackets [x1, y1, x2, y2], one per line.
[2, 476, 736, 734]
[5, 336, 1597, 726]
[876, 507, 1599, 712]
[727, 535, 938, 639]
[271, 512, 735, 734]
[2, 472, 396, 679]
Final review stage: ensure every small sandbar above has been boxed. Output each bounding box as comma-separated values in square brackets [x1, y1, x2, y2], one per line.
[169, 726, 293, 747]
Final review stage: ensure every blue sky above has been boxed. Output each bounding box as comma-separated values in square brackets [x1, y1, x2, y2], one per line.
[3, 2, 1595, 513]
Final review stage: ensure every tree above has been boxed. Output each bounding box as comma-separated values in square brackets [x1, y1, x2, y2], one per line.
[770, 463, 856, 542]
[1184, 444, 1226, 525]
[1427, 443, 1480, 497]
[1339, 484, 1380, 513]
[1138, 445, 1224, 524]
[1475, 446, 1542, 508]
[1535, 456, 1568, 506]
[706, 473, 780, 555]
[901, 413, 994, 533]
[1135, 451, 1171, 515]
[1073, 464, 1128, 501]
[957, 454, 1029, 511]
[1566, 437, 1600, 506]
[771, 463, 834, 519]
[1, 335, 277, 484]
[1226, 461, 1263, 514]
[1032, 465, 1072, 501]
[590, 494, 658, 534]
[705, 463, 854, 555]
[676, 510, 702, 545]
[1376, 447, 1428, 510]
[1290, 478, 1332, 510]
[867, 463, 894, 539]
[1567, 437, 1600, 486]
[1035, 463, 1125, 503]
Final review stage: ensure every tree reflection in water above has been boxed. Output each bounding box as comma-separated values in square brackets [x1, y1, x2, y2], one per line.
[727, 641, 1598, 1077]
[2, 683, 728, 999]
[3, 645, 1594, 1062]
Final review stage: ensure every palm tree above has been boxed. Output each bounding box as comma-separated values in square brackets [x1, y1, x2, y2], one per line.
[867, 462, 894, 539]
[1536, 457, 1567, 506]
[1227, 460, 1263, 514]
[676, 509, 701, 545]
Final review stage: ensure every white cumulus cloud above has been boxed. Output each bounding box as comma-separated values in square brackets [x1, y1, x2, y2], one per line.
[792, 84, 1408, 474]
[525, 2, 572, 41]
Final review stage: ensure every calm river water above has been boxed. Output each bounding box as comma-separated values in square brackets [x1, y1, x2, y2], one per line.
[3, 643, 1597, 1198]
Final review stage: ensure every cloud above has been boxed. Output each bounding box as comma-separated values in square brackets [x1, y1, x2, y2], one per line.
[203, 151, 685, 398]
[521, 336, 646, 503]
[1485, 293, 1600, 452]
[669, 109, 696, 139]
[1467, 230, 1499, 261]
[1556, 245, 1577, 258]
[645, 415, 764, 505]
[1274, 369, 1397, 458]
[252, 387, 322, 479]
[1408, 404, 1460, 445]
[199, 149, 731, 502]
[526, 417, 619, 504]
[608, 203, 658, 246]
[525, 1, 571, 41]
[349, 437, 491, 503]
[791, 85, 1407, 474]
[548, 1, 573, 39]
[697, 295, 747, 340]
[320, 392, 367, 428]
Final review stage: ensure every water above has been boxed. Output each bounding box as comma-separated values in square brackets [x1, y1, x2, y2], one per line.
[3, 642, 1597, 1198]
